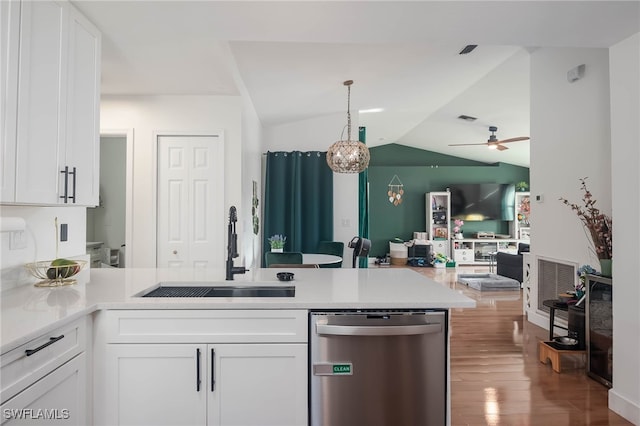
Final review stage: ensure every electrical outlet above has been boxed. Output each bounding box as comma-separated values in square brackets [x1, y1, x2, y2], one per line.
[9, 231, 27, 250]
[60, 223, 68, 241]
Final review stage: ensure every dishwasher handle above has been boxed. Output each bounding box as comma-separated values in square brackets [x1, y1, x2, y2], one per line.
[316, 322, 442, 337]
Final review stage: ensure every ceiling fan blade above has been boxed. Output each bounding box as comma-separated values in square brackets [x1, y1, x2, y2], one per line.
[495, 144, 509, 151]
[496, 136, 530, 144]
[448, 143, 489, 147]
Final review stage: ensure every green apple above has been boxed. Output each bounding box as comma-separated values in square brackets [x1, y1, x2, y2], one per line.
[51, 258, 79, 278]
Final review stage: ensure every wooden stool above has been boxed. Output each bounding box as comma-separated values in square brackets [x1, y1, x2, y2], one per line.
[539, 341, 585, 373]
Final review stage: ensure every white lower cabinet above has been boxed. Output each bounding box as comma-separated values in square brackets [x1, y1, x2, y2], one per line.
[0, 317, 89, 425]
[104, 343, 307, 426]
[96, 310, 308, 426]
[105, 344, 206, 426]
[210, 344, 307, 426]
[430, 240, 450, 257]
[1, 353, 87, 425]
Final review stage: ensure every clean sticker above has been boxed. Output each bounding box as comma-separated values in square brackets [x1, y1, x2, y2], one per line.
[313, 363, 353, 376]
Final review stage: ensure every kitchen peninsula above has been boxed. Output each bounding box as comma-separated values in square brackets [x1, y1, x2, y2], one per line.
[1, 267, 474, 425]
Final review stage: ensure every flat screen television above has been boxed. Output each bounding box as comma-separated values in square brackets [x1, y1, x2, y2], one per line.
[450, 183, 515, 221]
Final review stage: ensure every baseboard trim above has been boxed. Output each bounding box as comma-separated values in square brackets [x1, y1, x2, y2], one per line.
[526, 310, 568, 333]
[609, 389, 640, 425]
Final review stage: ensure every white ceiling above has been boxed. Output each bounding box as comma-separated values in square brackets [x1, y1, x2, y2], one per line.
[73, 1, 640, 168]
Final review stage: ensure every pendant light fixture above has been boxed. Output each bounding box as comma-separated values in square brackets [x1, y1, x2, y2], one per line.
[326, 80, 370, 173]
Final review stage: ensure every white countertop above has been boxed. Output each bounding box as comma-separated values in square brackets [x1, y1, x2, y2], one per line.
[1, 267, 474, 354]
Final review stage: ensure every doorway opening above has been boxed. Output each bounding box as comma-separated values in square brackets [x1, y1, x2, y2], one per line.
[86, 129, 133, 267]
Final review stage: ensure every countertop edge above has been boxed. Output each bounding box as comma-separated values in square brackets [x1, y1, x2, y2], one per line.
[1, 299, 475, 355]
[2, 268, 476, 354]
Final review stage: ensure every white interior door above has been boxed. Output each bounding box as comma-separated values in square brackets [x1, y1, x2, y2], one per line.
[157, 135, 224, 268]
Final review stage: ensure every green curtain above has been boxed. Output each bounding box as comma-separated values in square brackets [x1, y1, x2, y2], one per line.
[358, 127, 370, 268]
[263, 151, 333, 266]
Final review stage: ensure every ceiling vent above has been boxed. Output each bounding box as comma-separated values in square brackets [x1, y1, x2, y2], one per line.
[459, 45, 478, 55]
[457, 114, 477, 122]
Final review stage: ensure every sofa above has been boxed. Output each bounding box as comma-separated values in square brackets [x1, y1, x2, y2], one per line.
[496, 243, 530, 283]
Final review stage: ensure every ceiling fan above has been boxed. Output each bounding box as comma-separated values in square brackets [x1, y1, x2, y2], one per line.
[449, 126, 530, 151]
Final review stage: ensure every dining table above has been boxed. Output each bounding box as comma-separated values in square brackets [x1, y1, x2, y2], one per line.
[302, 253, 342, 266]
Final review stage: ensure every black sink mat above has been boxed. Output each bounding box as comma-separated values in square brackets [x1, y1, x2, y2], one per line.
[142, 286, 295, 298]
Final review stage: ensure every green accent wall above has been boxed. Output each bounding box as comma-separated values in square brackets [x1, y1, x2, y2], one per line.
[368, 144, 529, 258]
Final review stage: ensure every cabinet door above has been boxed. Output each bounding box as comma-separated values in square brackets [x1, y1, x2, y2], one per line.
[0, 353, 87, 425]
[64, 4, 100, 206]
[454, 249, 473, 263]
[0, 0, 20, 202]
[103, 344, 207, 426]
[431, 240, 449, 257]
[208, 344, 307, 426]
[14, 0, 67, 204]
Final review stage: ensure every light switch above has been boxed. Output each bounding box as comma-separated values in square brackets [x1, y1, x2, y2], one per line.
[9, 231, 27, 250]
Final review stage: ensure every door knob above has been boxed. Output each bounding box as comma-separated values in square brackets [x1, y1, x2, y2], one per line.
[173, 250, 178, 255]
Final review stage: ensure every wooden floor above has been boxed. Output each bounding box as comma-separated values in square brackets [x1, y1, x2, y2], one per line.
[406, 265, 631, 426]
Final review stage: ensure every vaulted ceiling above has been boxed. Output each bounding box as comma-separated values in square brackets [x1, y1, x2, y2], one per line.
[73, 1, 640, 168]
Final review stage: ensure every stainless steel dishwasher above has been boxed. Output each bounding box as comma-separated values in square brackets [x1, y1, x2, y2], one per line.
[310, 310, 447, 426]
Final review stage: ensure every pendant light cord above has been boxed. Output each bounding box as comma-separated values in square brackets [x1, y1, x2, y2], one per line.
[344, 80, 353, 140]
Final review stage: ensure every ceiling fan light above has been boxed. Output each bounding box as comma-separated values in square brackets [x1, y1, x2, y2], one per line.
[488, 144, 498, 150]
[326, 80, 370, 174]
[327, 140, 370, 173]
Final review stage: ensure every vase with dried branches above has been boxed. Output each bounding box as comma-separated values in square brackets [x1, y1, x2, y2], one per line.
[560, 177, 613, 276]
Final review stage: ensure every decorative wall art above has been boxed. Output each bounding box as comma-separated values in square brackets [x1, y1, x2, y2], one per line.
[387, 175, 404, 206]
[252, 180, 259, 235]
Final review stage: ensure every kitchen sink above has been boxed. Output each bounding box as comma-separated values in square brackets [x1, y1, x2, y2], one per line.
[139, 284, 295, 298]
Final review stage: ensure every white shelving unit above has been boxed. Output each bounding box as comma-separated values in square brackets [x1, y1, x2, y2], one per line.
[451, 239, 519, 265]
[426, 191, 451, 257]
[102, 247, 120, 268]
[87, 241, 103, 268]
[511, 191, 531, 241]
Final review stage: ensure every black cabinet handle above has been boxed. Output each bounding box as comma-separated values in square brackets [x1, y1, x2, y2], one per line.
[211, 348, 215, 392]
[69, 167, 76, 203]
[196, 348, 201, 392]
[59, 167, 69, 203]
[25, 335, 64, 356]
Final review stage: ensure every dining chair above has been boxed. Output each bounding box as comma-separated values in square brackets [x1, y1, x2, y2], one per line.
[316, 241, 344, 268]
[264, 251, 303, 267]
[268, 263, 320, 269]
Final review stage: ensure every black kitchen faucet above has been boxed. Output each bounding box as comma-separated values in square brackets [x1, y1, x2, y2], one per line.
[226, 206, 248, 280]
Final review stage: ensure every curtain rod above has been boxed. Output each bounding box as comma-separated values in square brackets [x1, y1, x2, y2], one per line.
[262, 151, 326, 156]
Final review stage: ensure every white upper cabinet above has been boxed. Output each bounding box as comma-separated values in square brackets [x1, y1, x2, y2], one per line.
[14, 0, 67, 204]
[1, 0, 100, 206]
[64, 4, 101, 205]
[0, 0, 20, 201]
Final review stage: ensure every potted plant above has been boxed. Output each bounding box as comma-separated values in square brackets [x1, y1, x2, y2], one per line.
[268, 234, 286, 252]
[576, 264, 597, 299]
[515, 181, 529, 192]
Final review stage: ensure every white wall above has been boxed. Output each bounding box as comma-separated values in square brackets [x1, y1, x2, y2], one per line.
[530, 47, 611, 268]
[240, 91, 264, 270]
[87, 136, 126, 252]
[609, 32, 640, 425]
[530, 43, 639, 423]
[100, 95, 243, 267]
[264, 113, 359, 267]
[0, 205, 86, 286]
[527, 46, 611, 329]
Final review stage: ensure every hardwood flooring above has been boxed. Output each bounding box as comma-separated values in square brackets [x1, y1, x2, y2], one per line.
[406, 265, 631, 426]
